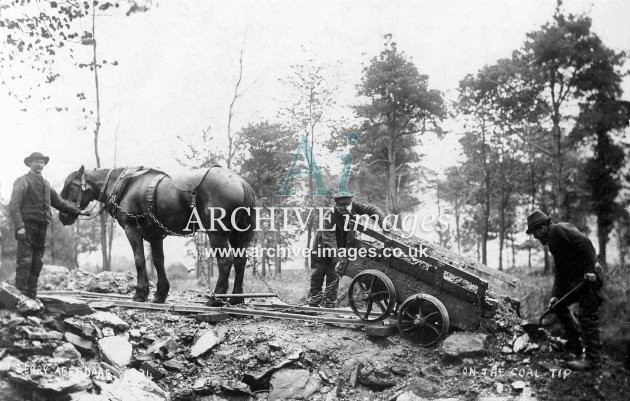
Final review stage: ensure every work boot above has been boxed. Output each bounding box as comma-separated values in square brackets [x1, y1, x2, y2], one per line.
[567, 355, 598, 371]
[565, 337, 583, 357]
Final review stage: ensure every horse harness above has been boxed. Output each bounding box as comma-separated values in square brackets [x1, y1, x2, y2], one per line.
[76, 166, 217, 235]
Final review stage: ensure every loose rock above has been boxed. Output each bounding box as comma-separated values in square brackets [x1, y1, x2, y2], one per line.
[339, 358, 363, 388]
[0, 282, 44, 314]
[39, 295, 94, 316]
[98, 336, 132, 367]
[513, 333, 530, 353]
[53, 343, 82, 359]
[268, 368, 321, 401]
[163, 358, 185, 372]
[190, 330, 221, 358]
[441, 333, 487, 358]
[64, 332, 96, 355]
[98, 368, 169, 401]
[85, 311, 129, 330]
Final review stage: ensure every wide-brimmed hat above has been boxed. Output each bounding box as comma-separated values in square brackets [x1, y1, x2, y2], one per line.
[24, 152, 50, 167]
[526, 210, 551, 234]
[333, 192, 353, 204]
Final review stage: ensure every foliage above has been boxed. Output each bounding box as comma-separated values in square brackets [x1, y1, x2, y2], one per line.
[516, 11, 627, 219]
[176, 126, 224, 169]
[354, 34, 445, 215]
[575, 99, 630, 265]
[237, 121, 302, 274]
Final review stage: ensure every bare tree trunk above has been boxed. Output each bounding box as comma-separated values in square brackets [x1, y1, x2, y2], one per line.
[476, 232, 480, 262]
[480, 126, 490, 265]
[511, 235, 516, 270]
[91, 7, 109, 272]
[274, 230, 281, 275]
[387, 139, 399, 214]
[617, 219, 628, 268]
[597, 219, 608, 268]
[454, 194, 461, 254]
[226, 46, 244, 168]
[498, 195, 505, 271]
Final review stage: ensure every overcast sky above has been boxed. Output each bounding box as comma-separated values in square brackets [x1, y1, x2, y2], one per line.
[1, 0, 629, 200]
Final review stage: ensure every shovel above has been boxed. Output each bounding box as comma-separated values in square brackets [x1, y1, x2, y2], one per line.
[522, 280, 587, 335]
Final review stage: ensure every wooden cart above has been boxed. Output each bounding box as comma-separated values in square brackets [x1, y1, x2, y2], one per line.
[339, 222, 518, 346]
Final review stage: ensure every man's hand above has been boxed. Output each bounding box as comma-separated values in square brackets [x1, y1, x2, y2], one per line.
[584, 272, 597, 282]
[382, 222, 393, 232]
[79, 210, 91, 217]
[548, 297, 558, 309]
[16, 228, 26, 242]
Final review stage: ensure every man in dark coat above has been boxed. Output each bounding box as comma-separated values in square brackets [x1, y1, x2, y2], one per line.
[9, 152, 87, 298]
[308, 193, 389, 308]
[526, 210, 604, 370]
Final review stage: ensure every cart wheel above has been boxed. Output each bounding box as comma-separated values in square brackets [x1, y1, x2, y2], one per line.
[397, 293, 449, 346]
[348, 269, 396, 321]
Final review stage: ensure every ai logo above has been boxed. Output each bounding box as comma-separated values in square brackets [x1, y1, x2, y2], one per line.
[275, 133, 358, 196]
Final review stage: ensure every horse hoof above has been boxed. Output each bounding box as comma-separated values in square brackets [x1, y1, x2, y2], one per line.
[132, 294, 147, 302]
[229, 297, 244, 306]
[205, 298, 223, 307]
[151, 296, 167, 304]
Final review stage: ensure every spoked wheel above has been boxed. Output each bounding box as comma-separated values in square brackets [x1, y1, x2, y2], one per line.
[348, 269, 396, 321]
[397, 293, 449, 346]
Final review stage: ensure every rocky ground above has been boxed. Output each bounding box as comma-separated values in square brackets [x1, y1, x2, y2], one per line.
[0, 266, 629, 401]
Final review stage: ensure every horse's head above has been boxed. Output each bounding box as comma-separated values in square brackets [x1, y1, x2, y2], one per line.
[59, 165, 93, 225]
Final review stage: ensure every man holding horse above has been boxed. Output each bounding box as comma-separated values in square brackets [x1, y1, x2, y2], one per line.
[309, 193, 389, 308]
[9, 152, 88, 298]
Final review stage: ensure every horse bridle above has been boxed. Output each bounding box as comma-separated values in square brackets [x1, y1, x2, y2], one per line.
[72, 173, 87, 209]
[72, 169, 114, 219]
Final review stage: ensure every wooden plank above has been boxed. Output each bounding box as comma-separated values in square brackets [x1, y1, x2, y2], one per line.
[354, 225, 486, 287]
[353, 223, 516, 294]
[400, 233, 518, 292]
[40, 290, 277, 299]
[249, 304, 358, 315]
[46, 295, 381, 327]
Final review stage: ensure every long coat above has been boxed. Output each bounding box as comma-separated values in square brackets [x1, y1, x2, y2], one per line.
[311, 201, 385, 265]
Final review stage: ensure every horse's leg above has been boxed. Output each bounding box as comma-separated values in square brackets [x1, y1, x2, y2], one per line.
[229, 235, 247, 305]
[124, 226, 150, 302]
[150, 238, 170, 304]
[205, 232, 233, 307]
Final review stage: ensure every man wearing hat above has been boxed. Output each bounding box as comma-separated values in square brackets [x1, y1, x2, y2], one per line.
[308, 193, 390, 308]
[526, 210, 604, 370]
[9, 152, 88, 298]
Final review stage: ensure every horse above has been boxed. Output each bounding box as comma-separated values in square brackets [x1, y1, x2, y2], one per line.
[58, 165, 256, 305]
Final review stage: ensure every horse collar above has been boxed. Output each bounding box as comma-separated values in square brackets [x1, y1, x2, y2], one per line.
[99, 169, 115, 203]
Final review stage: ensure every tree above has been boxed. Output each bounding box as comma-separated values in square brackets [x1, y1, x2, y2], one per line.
[279, 60, 339, 267]
[1, 0, 154, 271]
[516, 9, 626, 219]
[575, 99, 629, 267]
[237, 122, 300, 275]
[355, 35, 445, 215]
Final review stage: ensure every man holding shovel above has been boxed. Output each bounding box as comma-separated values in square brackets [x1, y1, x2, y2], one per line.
[526, 210, 604, 370]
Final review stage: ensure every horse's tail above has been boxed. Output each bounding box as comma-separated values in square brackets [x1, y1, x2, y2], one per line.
[232, 179, 257, 249]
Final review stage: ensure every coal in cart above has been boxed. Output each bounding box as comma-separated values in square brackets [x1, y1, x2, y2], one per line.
[338, 222, 518, 346]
